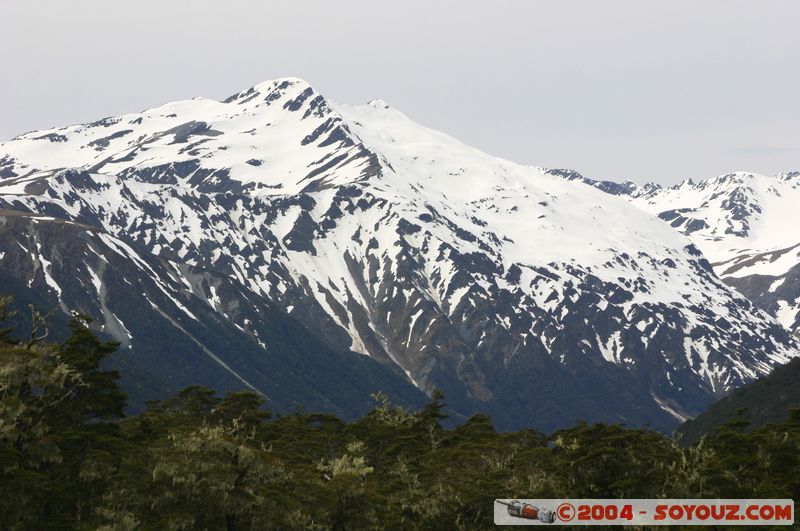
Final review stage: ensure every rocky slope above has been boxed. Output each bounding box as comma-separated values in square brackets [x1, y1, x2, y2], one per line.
[0, 209, 427, 416]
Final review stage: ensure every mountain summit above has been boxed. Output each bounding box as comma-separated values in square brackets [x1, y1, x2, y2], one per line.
[1, 78, 797, 431]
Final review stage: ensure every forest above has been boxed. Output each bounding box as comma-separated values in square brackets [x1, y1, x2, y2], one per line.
[1, 296, 798, 530]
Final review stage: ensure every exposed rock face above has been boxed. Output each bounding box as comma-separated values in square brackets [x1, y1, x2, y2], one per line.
[0, 211, 428, 417]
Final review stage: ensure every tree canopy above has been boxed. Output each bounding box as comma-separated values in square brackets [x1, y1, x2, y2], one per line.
[1, 296, 798, 529]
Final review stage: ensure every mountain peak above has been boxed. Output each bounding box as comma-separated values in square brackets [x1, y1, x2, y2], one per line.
[251, 76, 313, 93]
[223, 77, 317, 105]
[2, 77, 798, 432]
[366, 99, 392, 109]
[0, 75, 377, 196]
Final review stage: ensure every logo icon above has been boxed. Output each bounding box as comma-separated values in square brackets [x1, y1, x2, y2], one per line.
[496, 500, 556, 523]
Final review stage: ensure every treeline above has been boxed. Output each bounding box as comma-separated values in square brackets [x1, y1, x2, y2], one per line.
[1, 299, 799, 530]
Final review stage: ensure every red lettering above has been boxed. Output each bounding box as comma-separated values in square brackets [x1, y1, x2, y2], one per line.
[775, 505, 792, 521]
[669, 506, 684, 519]
[710, 505, 725, 520]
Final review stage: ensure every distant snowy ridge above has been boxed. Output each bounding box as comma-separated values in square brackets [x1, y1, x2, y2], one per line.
[565, 170, 800, 335]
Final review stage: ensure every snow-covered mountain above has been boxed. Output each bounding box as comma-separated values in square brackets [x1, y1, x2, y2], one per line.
[1, 78, 797, 431]
[572, 171, 800, 336]
[0, 210, 428, 416]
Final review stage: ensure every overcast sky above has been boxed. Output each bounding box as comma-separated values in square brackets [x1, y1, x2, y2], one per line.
[2, 1, 798, 185]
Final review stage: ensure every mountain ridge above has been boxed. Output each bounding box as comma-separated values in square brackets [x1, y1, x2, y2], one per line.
[569, 169, 800, 335]
[1, 78, 797, 432]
